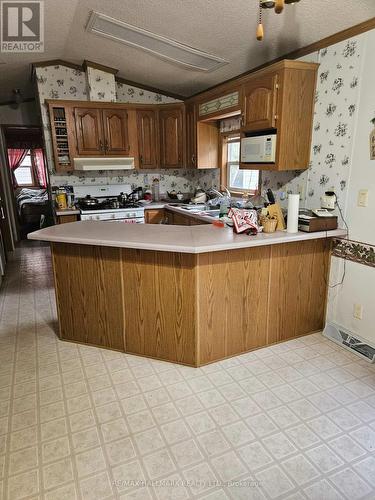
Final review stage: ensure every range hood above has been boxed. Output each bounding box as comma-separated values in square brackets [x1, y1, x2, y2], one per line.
[73, 157, 135, 171]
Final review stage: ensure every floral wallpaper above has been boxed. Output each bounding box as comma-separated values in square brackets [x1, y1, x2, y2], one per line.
[49, 168, 219, 194]
[86, 67, 116, 102]
[263, 35, 364, 210]
[35, 63, 216, 194]
[116, 82, 179, 104]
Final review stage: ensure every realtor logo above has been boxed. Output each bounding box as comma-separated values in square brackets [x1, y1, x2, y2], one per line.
[1, 1, 44, 52]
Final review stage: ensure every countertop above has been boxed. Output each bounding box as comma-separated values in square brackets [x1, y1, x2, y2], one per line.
[28, 221, 346, 254]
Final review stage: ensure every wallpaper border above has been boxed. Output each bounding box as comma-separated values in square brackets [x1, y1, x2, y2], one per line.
[332, 238, 375, 268]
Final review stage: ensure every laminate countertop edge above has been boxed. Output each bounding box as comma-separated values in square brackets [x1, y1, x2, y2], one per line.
[28, 222, 347, 254]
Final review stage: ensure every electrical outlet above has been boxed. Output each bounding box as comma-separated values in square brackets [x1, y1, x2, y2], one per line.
[357, 189, 369, 207]
[353, 303, 363, 320]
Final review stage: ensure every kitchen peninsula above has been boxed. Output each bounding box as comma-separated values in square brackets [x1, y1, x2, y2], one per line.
[29, 223, 345, 366]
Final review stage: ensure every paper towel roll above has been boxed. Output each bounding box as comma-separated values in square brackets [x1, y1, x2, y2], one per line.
[287, 194, 300, 233]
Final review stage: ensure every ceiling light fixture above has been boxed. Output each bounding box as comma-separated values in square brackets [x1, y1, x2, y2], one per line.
[256, 0, 301, 40]
[86, 11, 229, 72]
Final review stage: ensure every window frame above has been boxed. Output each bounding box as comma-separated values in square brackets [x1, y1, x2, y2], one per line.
[14, 150, 38, 188]
[220, 133, 260, 196]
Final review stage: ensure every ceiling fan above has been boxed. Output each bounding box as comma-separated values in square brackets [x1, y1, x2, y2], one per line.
[257, 0, 301, 40]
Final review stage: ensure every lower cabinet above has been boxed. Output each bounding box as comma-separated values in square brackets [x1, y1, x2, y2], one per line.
[144, 209, 165, 224]
[56, 214, 79, 224]
[165, 210, 208, 226]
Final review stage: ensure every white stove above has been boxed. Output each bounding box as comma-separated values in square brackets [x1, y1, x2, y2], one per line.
[75, 185, 145, 224]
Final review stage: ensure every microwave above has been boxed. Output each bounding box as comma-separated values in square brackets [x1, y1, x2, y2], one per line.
[241, 134, 277, 163]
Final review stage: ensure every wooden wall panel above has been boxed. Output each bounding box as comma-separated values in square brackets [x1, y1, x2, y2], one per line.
[121, 249, 197, 365]
[51, 243, 124, 350]
[197, 247, 270, 365]
[268, 240, 330, 342]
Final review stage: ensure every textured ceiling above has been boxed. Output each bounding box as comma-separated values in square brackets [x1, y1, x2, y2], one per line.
[1, 0, 375, 103]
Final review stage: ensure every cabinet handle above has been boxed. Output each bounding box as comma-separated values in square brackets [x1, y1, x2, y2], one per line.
[241, 113, 245, 127]
[191, 154, 196, 165]
[0, 206, 5, 220]
[140, 155, 143, 164]
[99, 140, 104, 152]
[105, 140, 109, 152]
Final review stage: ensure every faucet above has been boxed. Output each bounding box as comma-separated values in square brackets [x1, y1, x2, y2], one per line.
[207, 187, 231, 208]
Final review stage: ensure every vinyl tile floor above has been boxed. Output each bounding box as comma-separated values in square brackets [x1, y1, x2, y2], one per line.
[0, 242, 374, 500]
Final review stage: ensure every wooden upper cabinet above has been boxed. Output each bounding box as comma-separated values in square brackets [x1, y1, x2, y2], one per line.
[159, 105, 184, 168]
[185, 103, 219, 169]
[239, 60, 318, 171]
[242, 73, 278, 131]
[102, 109, 130, 155]
[74, 108, 104, 155]
[185, 103, 197, 168]
[137, 109, 158, 169]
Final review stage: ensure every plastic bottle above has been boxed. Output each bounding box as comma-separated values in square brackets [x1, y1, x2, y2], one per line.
[152, 178, 160, 202]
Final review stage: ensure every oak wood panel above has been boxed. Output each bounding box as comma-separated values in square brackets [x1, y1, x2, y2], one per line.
[276, 67, 317, 171]
[268, 239, 330, 343]
[197, 247, 270, 364]
[121, 249, 197, 365]
[159, 106, 184, 168]
[185, 103, 197, 168]
[145, 208, 165, 224]
[51, 243, 124, 351]
[102, 109, 130, 155]
[74, 107, 103, 155]
[242, 73, 278, 131]
[56, 214, 78, 224]
[197, 122, 219, 169]
[137, 109, 159, 168]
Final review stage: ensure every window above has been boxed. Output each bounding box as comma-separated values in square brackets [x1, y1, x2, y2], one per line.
[226, 136, 259, 194]
[14, 151, 34, 186]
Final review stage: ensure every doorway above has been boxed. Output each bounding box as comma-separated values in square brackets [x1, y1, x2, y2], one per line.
[1, 126, 52, 242]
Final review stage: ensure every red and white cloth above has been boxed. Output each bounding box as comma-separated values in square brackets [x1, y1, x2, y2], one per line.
[228, 208, 260, 235]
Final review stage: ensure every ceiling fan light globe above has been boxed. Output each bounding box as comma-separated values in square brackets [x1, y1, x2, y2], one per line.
[261, 1, 275, 8]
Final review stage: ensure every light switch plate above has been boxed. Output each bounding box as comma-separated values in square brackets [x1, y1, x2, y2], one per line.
[357, 189, 369, 207]
[353, 303, 363, 320]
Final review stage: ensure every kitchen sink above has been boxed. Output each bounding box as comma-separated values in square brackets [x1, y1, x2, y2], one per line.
[203, 210, 221, 217]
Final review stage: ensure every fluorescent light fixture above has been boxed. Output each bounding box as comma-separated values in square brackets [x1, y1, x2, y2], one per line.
[86, 11, 229, 72]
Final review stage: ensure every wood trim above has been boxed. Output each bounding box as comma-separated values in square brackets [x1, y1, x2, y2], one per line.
[46, 99, 159, 110]
[83, 60, 118, 75]
[31, 59, 83, 71]
[116, 76, 184, 101]
[188, 17, 375, 99]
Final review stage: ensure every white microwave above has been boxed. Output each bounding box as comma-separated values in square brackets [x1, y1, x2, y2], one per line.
[241, 134, 277, 163]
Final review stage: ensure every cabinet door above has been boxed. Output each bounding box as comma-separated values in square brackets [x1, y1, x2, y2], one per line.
[185, 104, 197, 168]
[145, 209, 165, 224]
[102, 109, 130, 155]
[74, 108, 104, 155]
[137, 109, 158, 168]
[159, 107, 184, 168]
[242, 74, 278, 131]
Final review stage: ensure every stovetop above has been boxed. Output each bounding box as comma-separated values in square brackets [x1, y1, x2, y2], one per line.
[77, 198, 141, 212]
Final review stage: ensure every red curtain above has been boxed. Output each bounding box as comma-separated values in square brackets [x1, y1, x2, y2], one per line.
[33, 149, 47, 188]
[7, 148, 28, 188]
